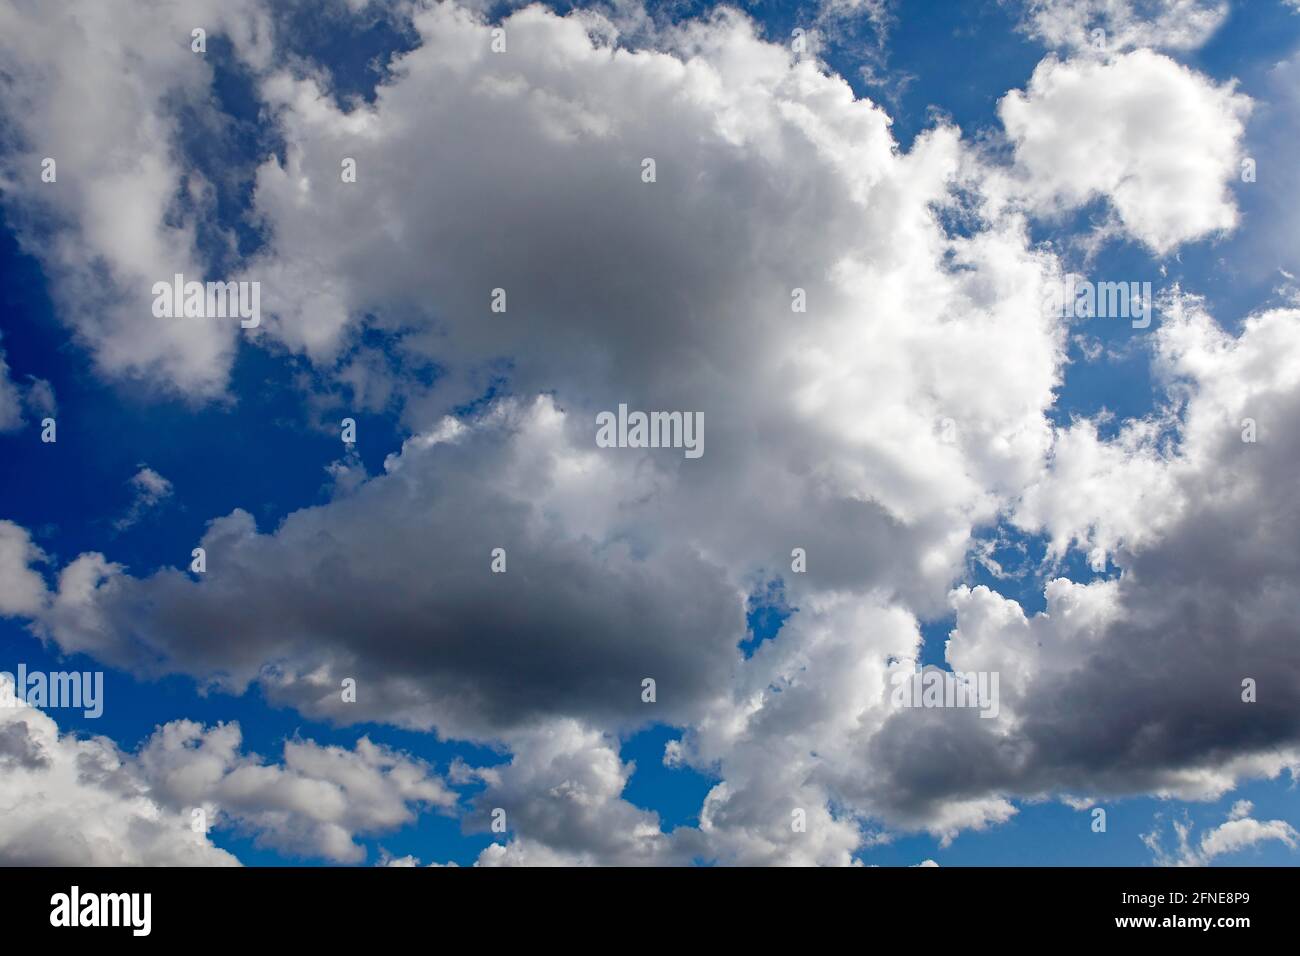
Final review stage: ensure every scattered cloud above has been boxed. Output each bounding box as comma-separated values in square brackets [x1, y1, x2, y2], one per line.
[1143, 800, 1300, 866]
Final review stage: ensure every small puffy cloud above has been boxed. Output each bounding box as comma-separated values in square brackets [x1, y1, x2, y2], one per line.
[1198, 817, 1300, 861]
[1000, 50, 1250, 253]
[114, 465, 174, 530]
[1016, 0, 1229, 53]
[0, 520, 49, 618]
[376, 849, 421, 866]
[0, 354, 21, 432]
[136, 720, 457, 863]
[466, 718, 686, 866]
[0, 674, 454, 865]
[22, 377, 57, 419]
[1143, 803, 1300, 866]
[0, 347, 53, 433]
[1012, 416, 1183, 566]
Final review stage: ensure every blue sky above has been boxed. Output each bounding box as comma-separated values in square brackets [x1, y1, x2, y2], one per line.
[1, 0, 1298, 867]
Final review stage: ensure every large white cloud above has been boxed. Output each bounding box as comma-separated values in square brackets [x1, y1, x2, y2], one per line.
[658, 294, 1300, 859]
[999, 49, 1251, 254]
[9, 2, 1066, 717]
